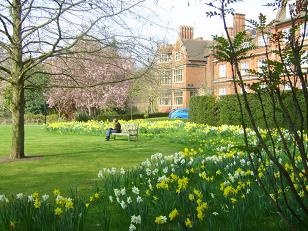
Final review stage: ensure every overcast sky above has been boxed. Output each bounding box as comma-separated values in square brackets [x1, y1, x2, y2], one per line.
[146, 0, 284, 42]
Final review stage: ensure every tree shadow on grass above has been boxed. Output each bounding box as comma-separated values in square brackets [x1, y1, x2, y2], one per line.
[0, 155, 43, 163]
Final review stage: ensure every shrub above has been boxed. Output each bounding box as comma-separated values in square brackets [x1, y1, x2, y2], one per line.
[190, 90, 306, 130]
[189, 95, 218, 125]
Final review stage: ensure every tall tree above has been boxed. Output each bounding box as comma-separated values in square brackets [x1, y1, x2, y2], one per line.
[0, 0, 156, 159]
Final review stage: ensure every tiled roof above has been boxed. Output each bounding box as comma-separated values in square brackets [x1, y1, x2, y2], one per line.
[181, 39, 212, 61]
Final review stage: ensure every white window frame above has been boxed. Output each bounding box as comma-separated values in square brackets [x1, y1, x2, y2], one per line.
[218, 87, 226, 96]
[159, 70, 171, 85]
[240, 62, 249, 76]
[257, 34, 268, 47]
[257, 59, 266, 73]
[239, 85, 249, 94]
[159, 92, 171, 106]
[190, 91, 197, 97]
[219, 64, 226, 78]
[260, 83, 267, 89]
[173, 69, 183, 83]
[282, 27, 291, 43]
[284, 83, 292, 91]
[300, 24, 308, 39]
[174, 91, 183, 105]
[175, 52, 181, 61]
[301, 50, 308, 69]
[159, 53, 171, 63]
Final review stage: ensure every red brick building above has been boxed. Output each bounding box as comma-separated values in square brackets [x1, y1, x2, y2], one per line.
[213, 9, 307, 96]
[156, 26, 213, 112]
[154, 1, 307, 112]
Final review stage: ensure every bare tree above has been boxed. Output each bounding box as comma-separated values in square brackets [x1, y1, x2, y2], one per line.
[0, 0, 157, 159]
[206, 0, 307, 228]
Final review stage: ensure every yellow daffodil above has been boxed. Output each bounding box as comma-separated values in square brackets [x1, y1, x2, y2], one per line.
[168, 208, 179, 221]
[155, 215, 167, 225]
[34, 198, 41, 208]
[188, 193, 195, 201]
[32, 192, 39, 198]
[94, 192, 100, 199]
[65, 199, 74, 209]
[53, 189, 60, 196]
[54, 207, 63, 216]
[185, 218, 192, 228]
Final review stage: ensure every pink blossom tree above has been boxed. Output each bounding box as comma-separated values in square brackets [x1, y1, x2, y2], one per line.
[47, 41, 133, 119]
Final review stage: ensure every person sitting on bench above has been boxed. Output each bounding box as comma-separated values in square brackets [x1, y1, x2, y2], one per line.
[105, 118, 121, 141]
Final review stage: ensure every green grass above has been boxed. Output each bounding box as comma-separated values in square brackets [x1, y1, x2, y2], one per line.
[0, 125, 184, 195]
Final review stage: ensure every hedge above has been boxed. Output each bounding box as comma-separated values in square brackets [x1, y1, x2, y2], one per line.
[189, 95, 218, 126]
[189, 90, 306, 130]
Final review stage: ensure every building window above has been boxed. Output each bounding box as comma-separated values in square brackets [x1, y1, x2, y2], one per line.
[257, 34, 268, 47]
[300, 24, 308, 39]
[174, 91, 183, 105]
[240, 62, 249, 76]
[218, 87, 226, 96]
[239, 85, 249, 94]
[242, 41, 251, 49]
[190, 91, 197, 97]
[284, 83, 292, 91]
[159, 92, 171, 105]
[159, 70, 171, 84]
[159, 53, 171, 63]
[173, 69, 183, 82]
[282, 28, 291, 43]
[219, 64, 226, 78]
[301, 50, 308, 69]
[257, 59, 266, 73]
[175, 52, 181, 61]
[260, 83, 267, 89]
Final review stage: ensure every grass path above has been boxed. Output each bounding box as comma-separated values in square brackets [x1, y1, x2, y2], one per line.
[0, 125, 184, 195]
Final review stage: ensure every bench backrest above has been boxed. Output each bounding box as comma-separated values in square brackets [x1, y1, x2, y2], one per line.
[122, 123, 139, 135]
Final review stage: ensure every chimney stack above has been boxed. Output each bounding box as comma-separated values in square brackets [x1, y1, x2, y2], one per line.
[227, 27, 234, 37]
[233, 13, 245, 35]
[179, 25, 193, 40]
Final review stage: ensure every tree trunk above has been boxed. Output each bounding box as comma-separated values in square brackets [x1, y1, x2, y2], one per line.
[10, 0, 25, 159]
[10, 82, 25, 159]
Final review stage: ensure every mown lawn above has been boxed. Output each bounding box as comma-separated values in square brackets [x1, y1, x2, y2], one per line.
[0, 125, 184, 195]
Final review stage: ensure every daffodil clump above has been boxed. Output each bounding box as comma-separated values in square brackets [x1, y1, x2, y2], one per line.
[0, 189, 94, 230]
[96, 123, 306, 230]
[45, 120, 106, 136]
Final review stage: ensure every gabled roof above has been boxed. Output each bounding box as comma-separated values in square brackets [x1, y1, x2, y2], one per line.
[181, 39, 212, 61]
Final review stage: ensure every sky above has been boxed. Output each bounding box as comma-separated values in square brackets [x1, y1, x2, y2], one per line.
[147, 0, 281, 42]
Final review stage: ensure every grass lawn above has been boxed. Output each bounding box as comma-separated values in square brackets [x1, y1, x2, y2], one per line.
[0, 125, 184, 195]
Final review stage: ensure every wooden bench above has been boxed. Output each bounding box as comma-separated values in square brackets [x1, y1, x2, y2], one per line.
[112, 123, 139, 141]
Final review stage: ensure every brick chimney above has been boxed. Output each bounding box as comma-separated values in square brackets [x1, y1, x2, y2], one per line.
[179, 25, 193, 40]
[233, 13, 245, 34]
[227, 27, 234, 37]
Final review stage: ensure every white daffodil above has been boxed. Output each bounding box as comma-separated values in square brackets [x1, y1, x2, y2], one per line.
[16, 193, 24, 199]
[120, 200, 127, 209]
[42, 194, 49, 201]
[132, 186, 139, 195]
[127, 196, 132, 204]
[129, 224, 136, 231]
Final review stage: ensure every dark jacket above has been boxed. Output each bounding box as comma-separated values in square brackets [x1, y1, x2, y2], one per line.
[114, 122, 121, 132]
